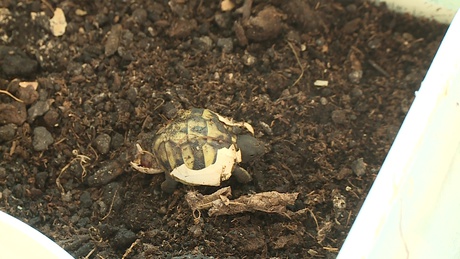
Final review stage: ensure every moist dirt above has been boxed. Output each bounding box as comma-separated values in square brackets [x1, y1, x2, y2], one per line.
[0, 0, 448, 258]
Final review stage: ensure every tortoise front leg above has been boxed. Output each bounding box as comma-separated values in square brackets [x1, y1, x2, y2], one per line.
[232, 166, 252, 184]
[161, 172, 178, 193]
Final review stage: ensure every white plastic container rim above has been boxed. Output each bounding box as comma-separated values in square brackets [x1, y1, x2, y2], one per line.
[338, 9, 460, 259]
[0, 2, 458, 259]
[373, 0, 460, 24]
[0, 210, 74, 258]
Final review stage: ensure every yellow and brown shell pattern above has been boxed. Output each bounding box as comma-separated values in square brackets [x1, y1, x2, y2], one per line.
[153, 108, 238, 172]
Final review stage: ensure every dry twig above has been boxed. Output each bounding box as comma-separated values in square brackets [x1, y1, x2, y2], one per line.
[122, 239, 141, 259]
[0, 90, 23, 103]
[101, 188, 119, 220]
[57, 150, 91, 194]
[287, 41, 305, 88]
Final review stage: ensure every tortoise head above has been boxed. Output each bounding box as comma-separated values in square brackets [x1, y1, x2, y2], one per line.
[236, 134, 265, 163]
[130, 144, 164, 175]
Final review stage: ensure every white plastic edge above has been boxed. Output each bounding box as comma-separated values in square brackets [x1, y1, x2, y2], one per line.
[372, 0, 460, 24]
[338, 9, 460, 259]
[0, 211, 74, 259]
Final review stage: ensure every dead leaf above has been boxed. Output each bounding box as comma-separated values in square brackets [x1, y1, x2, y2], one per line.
[185, 187, 299, 217]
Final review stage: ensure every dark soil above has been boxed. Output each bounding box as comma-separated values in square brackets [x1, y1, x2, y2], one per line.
[0, 0, 448, 258]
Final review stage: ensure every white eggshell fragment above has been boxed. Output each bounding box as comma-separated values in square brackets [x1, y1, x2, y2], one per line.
[170, 144, 242, 186]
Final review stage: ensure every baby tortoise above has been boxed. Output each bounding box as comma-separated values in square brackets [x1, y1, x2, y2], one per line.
[131, 108, 264, 193]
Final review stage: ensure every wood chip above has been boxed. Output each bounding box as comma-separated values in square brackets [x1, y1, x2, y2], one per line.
[221, 0, 235, 12]
[50, 8, 67, 36]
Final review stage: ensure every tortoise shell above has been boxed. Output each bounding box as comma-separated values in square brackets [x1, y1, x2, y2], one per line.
[153, 108, 239, 173]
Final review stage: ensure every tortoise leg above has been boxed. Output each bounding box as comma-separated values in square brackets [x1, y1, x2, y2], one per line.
[232, 166, 252, 184]
[161, 173, 178, 193]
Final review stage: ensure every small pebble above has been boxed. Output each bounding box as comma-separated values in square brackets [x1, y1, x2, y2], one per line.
[91, 93, 108, 105]
[193, 36, 213, 51]
[120, 29, 134, 47]
[400, 98, 411, 114]
[216, 38, 233, 53]
[0, 46, 38, 77]
[0, 123, 17, 142]
[73, 243, 93, 258]
[131, 8, 147, 24]
[105, 24, 122, 56]
[87, 161, 123, 186]
[367, 38, 381, 49]
[43, 110, 60, 127]
[341, 95, 351, 105]
[346, 4, 358, 13]
[244, 6, 283, 42]
[28, 187, 42, 198]
[402, 32, 414, 42]
[351, 158, 367, 176]
[0, 167, 6, 180]
[28, 100, 51, 122]
[348, 70, 363, 84]
[242, 53, 256, 66]
[110, 132, 124, 149]
[11, 183, 25, 198]
[336, 167, 352, 180]
[76, 217, 90, 228]
[35, 171, 48, 189]
[172, 255, 215, 259]
[331, 110, 347, 124]
[214, 12, 231, 28]
[79, 191, 92, 208]
[95, 200, 108, 215]
[286, 30, 301, 43]
[350, 87, 363, 99]
[125, 87, 137, 103]
[32, 126, 54, 151]
[113, 228, 137, 248]
[158, 206, 167, 215]
[189, 224, 202, 238]
[169, 19, 197, 38]
[259, 121, 273, 136]
[342, 18, 361, 34]
[94, 133, 111, 154]
[162, 102, 178, 119]
[332, 189, 346, 210]
[320, 97, 328, 105]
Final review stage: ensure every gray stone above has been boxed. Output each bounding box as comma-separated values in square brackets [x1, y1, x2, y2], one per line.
[94, 133, 111, 154]
[217, 38, 233, 53]
[351, 158, 367, 176]
[79, 191, 92, 208]
[113, 228, 136, 248]
[0, 46, 38, 77]
[32, 126, 54, 151]
[331, 109, 348, 124]
[28, 100, 50, 122]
